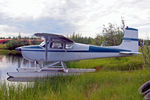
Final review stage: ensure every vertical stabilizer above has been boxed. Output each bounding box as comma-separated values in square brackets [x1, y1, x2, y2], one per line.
[119, 27, 138, 52]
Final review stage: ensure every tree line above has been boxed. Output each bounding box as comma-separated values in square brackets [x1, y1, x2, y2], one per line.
[69, 22, 125, 46]
[1, 19, 148, 50]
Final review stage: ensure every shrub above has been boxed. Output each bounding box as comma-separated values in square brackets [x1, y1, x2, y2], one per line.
[6, 39, 25, 50]
[141, 44, 150, 67]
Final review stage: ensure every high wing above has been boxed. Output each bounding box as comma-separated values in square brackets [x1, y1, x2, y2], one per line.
[34, 33, 74, 43]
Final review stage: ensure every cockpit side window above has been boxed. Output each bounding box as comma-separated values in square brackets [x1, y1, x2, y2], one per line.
[65, 43, 73, 49]
[50, 41, 63, 49]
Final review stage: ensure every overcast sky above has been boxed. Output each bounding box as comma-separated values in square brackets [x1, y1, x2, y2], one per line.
[0, 0, 150, 39]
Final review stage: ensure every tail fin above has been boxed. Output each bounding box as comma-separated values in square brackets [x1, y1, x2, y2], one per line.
[119, 27, 139, 52]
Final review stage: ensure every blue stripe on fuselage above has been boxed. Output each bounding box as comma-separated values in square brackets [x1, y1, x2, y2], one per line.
[22, 50, 89, 52]
[22, 46, 130, 53]
[23, 46, 43, 49]
[89, 46, 130, 52]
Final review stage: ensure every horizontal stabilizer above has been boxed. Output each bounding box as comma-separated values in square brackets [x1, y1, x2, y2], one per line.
[120, 52, 141, 55]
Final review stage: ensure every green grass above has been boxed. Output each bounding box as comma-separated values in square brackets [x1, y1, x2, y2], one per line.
[67, 55, 143, 71]
[1, 69, 150, 100]
[0, 49, 21, 55]
[0, 44, 7, 49]
[0, 44, 21, 55]
[0, 54, 148, 100]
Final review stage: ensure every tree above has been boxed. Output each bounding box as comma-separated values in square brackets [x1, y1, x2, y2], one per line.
[68, 33, 95, 44]
[6, 39, 25, 50]
[94, 34, 105, 46]
[102, 19, 125, 46]
[18, 33, 21, 39]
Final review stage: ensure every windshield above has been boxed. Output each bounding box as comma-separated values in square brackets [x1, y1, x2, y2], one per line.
[40, 41, 45, 47]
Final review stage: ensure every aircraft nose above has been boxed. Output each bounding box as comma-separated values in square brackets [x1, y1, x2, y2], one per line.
[15, 47, 22, 51]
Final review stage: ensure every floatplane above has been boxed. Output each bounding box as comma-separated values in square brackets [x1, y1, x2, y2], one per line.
[7, 27, 140, 79]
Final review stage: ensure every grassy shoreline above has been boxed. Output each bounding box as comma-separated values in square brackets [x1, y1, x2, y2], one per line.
[0, 49, 21, 55]
[1, 69, 150, 100]
[67, 55, 143, 71]
[0, 48, 149, 100]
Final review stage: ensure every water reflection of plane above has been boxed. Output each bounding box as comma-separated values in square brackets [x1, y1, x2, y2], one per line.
[7, 27, 140, 79]
[0, 55, 3, 62]
[18, 58, 41, 68]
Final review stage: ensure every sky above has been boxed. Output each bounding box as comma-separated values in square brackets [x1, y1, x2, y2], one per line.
[0, 0, 150, 39]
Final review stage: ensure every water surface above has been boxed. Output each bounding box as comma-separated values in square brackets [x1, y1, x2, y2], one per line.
[0, 55, 37, 82]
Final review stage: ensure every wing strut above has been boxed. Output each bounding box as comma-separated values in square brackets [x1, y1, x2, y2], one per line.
[45, 37, 48, 64]
[40, 61, 68, 72]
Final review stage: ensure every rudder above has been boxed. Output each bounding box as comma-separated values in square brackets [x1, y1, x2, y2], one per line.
[119, 27, 139, 52]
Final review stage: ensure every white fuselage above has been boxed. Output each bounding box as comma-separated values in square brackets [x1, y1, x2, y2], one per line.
[17, 27, 139, 62]
[20, 43, 131, 62]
